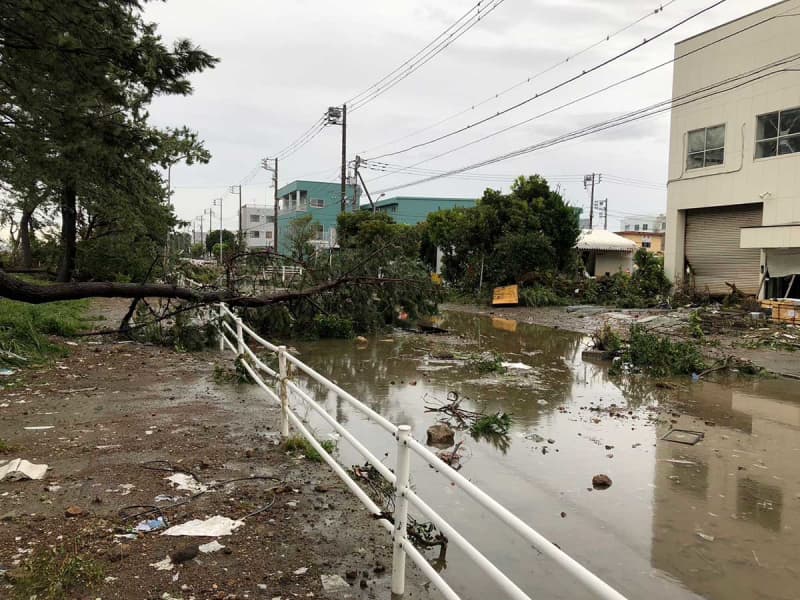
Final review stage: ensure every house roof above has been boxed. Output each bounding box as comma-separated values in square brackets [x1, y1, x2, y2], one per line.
[576, 229, 638, 252]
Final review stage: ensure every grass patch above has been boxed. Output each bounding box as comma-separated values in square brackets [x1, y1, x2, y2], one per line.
[284, 435, 337, 462]
[11, 543, 104, 600]
[0, 299, 89, 366]
[0, 438, 14, 454]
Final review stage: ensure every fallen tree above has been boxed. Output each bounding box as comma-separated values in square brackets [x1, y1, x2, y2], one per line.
[0, 268, 408, 308]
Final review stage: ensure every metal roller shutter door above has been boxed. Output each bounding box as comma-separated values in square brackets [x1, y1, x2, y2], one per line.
[685, 203, 763, 295]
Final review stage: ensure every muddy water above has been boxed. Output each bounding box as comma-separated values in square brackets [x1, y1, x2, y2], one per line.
[286, 311, 800, 600]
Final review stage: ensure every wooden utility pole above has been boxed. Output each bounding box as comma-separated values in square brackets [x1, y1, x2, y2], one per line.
[340, 103, 347, 213]
[584, 173, 601, 229]
[354, 155, 375, 212]
[272, 158, 279, 251]
[230, 185, 242, 241]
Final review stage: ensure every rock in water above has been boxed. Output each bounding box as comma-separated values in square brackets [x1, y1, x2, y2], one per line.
[592, 474, 612, 490]
[426, 423, 455, 448]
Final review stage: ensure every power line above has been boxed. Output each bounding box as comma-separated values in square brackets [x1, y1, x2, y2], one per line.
[358, 0, 681, 155]
[347, 0, 507, 113]
[362, 9, 800, 183]
[370, 56, 800, 194]
[364, 0, 727, 162]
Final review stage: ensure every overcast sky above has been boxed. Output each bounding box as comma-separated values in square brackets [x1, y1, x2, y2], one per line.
[145, 0, 780, 233]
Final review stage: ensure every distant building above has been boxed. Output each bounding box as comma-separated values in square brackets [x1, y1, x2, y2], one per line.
[366, 196, 477, 224]
[241, 205, 275, 249]
[664, 1, 800, 298]
[620, 214, 666, 234]
[616, 230, 665, 254]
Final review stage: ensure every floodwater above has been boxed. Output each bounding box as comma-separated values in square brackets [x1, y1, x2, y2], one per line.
[286, 311, 800, 600]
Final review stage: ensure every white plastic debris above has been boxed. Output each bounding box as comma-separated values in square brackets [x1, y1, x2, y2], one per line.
[696, 531, 715, 542]
[501, 362, 532, 371]
[162, 515, 243, 537]
[293, 566, 309, 575]
[150, 556, 174, 571]
[199, 540, 225, 554]
[166, 473, 207, 494]
[321, 574, 350, 592]
[23, 426, 54, 430]
[0, 459, 48, 481]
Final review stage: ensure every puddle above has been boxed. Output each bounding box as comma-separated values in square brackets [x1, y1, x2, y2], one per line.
[282, 311, 800, 600]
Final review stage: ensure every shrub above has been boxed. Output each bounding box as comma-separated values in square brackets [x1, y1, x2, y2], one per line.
[313, 314, 354, 339]
[467, 352, 506, 374]
[284, 435, 337, 462]
[12, 543, 103, 600]
[612, 325, 706, 377]
[519, 286, 568, 307]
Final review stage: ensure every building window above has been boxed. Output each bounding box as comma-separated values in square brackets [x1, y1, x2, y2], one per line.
[642, 224, 648, 231]
[249, 214, 260, 223]
[642, 240, 651, 248]
[310, 198, 324, 208]
[625, 225, 630, 231]
[687, 124, 725, 169]
[634, 224, 640, 231]
[249, 231, 260, 239]
[756, 108, 800, 158]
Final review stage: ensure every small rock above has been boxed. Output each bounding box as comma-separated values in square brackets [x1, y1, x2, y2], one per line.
[345, 570, 357, 580]
[426, 423, 454, 448]
[604, 445, 614, 450]
[374, 563, 386, 574]
[560, 512, 566, 518]
[592, 474, 612, 490]
[313, 484, 329, 493]
[360, 579, 368, 589]
[64, 505, 85, 518]
[169, 544, 200, 564]
[547, 439, 556, 444]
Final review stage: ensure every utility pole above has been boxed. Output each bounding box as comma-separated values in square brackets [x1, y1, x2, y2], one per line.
[340, 104, 347, 213]
[261, 158, 279, 252]
[354, 155, 375, 212]
[213, 197, 223, 265]
[603, 198, 608, 230]
[230, 185, 242, 242]
[583, 173, 602, 229]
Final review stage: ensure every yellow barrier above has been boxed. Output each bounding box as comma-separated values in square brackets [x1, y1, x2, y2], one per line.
[492, 284, 519, 306]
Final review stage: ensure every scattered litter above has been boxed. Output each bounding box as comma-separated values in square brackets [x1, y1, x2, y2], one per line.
[162, 515, 243, 537]
[695, 531, 715, 542]
[537, 399, 548, 406]
[23, 426, 54, 431]
[114, 533, 138, 541]
[199, 540, 225, 554]
[95, 444, 121, 451]
[166, 473, 207, 494]
[662, 429, 704, 445]
[294, 567, 309, 575]
[150, 556, 174, 571]
[0, 368, 15, 376]
[0, 459, 48, 481]
[501, 362, 532, 371]
[155, 495, 175, 503]
[117, 484, 135, 496]
[104, 576, 118, 583]
[321, 574, 349, 592]
[135, 517, 167, 533]
[663, 459, 698, 466]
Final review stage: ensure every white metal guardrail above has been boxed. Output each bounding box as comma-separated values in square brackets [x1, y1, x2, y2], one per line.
[214, 302, 628, 600]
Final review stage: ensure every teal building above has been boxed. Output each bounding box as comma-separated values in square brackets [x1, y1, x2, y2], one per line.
[275, 180, 476, 253]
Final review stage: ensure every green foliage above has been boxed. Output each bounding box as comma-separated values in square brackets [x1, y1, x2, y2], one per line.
[337, 211, 420, 258]
[0, 1, 217, 280]
[131, 304, 215, 352]
[12, 543, 104, 600]
[286, 214, 318, 263]
[205, 230, 236, 253]
[519, 286, 569, 307]
[689, 311, 704, 339]
[284, 435, 337, 462]
[470, 412, 512, 435]
[0, 438, 13, 453]
[612, 325, 706, 377]
[313, 314, 355, 339]
[425, 175, 580, 290]
[468, 352, 506, 374]
[0, 299, 88, 366]
[591, 324, 622, 353]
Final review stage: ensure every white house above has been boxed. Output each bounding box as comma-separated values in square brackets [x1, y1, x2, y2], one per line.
[664, 0, 800, 299]
[621, 214, 666, 234]
[576, 229, 638, 277]
[241, 205, 275, 249]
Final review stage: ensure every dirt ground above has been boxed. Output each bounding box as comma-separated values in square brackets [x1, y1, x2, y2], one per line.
[0, 299, 432, 600]
[443, 302, 800, 379]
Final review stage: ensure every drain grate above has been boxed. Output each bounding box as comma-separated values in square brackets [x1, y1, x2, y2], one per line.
[662, 429, 705, 445]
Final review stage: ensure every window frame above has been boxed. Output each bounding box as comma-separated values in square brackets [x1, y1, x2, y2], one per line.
[310, 198, 325, 208]
[755, 107, 800, 160]
[249, 214, 260, 223]
[686, 124, 726, 170]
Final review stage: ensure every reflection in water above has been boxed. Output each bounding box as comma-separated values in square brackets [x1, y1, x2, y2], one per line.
[286, 313, 800, 600]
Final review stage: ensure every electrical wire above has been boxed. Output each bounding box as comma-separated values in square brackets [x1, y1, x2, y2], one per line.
[358, 0, 682, 155]
[362, 10, 800, 183]
[347, 0, 507, 113]
[370, 57, 800, 194]
[364, 0, 727, 161]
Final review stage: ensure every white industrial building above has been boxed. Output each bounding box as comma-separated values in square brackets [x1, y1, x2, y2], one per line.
[621, 215, 666, 233]
[664, 0, 800, 298]
[241, 205, 275, 249]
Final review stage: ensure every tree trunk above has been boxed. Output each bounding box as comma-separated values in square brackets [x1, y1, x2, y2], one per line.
[19, 207, 34, 269]
[56, 181, 77, 282]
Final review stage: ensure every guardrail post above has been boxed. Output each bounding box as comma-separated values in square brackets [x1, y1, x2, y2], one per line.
[218, 303, 225, 351]
[391, 425, 412, 597]
[278, 346, 289, 438]
[235, 317, 245, 355]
